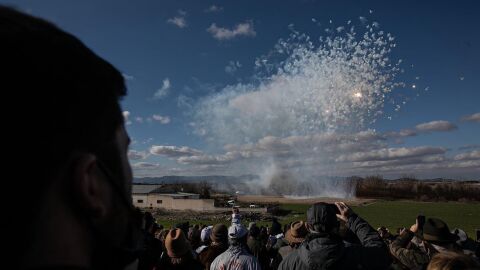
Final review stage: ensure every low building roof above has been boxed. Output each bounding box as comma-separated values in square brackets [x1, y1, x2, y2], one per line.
[132, 184, 162, 194]
[132, 184, 199, 197]
[149, 192, 199, 198]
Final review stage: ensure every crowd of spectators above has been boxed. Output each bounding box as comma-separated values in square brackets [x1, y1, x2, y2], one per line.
[137, 204, 480, 270]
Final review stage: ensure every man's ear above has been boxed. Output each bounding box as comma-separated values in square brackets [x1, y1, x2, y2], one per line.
[71, 153, 108, 219]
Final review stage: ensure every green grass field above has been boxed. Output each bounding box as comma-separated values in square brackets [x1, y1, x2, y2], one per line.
[280, 201, 480, 238]
[155, 201, 480, 238]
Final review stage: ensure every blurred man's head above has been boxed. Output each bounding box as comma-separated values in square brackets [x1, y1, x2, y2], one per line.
[427, 251, 480, 270]
[211, 224, 228, 244]
[306, 203, 340, 234]
[1, 6, 136, 269]
[228, 223, 248, 246]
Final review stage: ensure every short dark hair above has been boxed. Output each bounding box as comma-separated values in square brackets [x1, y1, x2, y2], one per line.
[2, 6, 126, 183]
[1, 5, 127, 260]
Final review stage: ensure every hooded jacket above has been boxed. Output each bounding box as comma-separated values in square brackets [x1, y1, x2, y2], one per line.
[210, 245, 261, 270]
[278, 214, 391, 270]
[198, 242, 228, 270]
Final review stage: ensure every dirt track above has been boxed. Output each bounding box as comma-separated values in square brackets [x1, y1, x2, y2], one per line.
[237, 195, 376, 206]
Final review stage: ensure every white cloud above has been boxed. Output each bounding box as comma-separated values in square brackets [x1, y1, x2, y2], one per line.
[154, 78, 171, 99]
[135, 117, 144, 123]
[415, 120, 457, 132]
[122, 111, 132, 125]
[176, 151, 253, 165]
[225, 61, 242, 75]
[135, 128, 478, 180]
[122, 73, 134, 81]
[349, 155, 446, 170]
[150, 145, 203, 157]
[458, 144, 480, 151]
[454, 150, 480, 161]
[385, 129, 417, 138]
[461, 112, 480, 123]
[167, 17, 187, 28]
[152, 114, 170, 124]
[207, 21, 256, 40]
[178, 154, 230, 165]
[336, 146, 447, 162]
[132, 162, 160, 169]
[205, 5, 223, 13]
[128, 150, 149, 160]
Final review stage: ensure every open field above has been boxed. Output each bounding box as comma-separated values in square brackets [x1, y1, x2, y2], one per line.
[236, 195, 375, 205]
[154, 200, 480, 238]
[280, 201, 480, 238]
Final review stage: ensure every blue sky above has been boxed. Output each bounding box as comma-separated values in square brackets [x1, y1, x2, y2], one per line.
[4, 0, 479, 179]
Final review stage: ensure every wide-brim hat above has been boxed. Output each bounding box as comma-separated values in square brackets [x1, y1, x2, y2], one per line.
[422, 218, 459, 244]
[285, 221, 308, 244]
[165, 228, 191, 258]
[210, 223, 228, 243]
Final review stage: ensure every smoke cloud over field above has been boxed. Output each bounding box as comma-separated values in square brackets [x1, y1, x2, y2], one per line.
[190, 21, 405, 197]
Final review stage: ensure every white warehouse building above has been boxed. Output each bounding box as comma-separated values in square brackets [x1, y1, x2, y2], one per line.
[132, 184, 215, 211]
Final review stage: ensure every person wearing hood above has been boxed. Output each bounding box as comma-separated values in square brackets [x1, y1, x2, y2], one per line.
[210, 223, 261, 270]
[278, 202, 391, 270]
[199, 224, 229, 270]
[196, 225, 213, 255]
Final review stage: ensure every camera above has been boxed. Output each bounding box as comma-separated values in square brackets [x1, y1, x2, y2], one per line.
[326, 203, 340, 215]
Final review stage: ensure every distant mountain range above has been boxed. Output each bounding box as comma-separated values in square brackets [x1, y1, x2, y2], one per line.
[134, 175, 479, 184]
[134, 175, 259, 184]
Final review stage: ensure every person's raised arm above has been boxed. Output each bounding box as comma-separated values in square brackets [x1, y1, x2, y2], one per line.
[336, 202, 391, 269]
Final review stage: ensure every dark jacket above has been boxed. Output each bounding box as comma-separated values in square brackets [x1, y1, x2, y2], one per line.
[271, 245, 296, 270]
[198, 243, 228, 270]
[138, 231, 163, 270]
[278, 214, 391, 270]
[247, 236, 271, 270]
